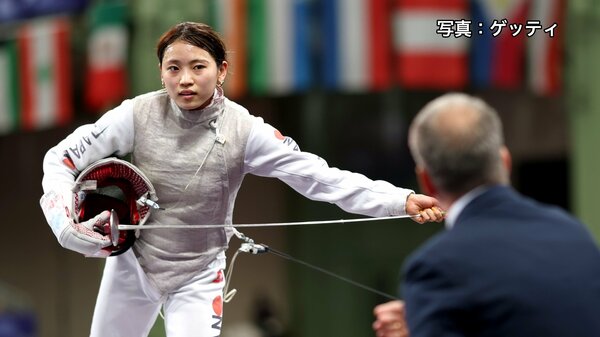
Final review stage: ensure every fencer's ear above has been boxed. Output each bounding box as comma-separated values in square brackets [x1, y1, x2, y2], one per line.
[218, 61, 228, 82]
[219, 60, 228, 71]
[416, 166, 437, 197]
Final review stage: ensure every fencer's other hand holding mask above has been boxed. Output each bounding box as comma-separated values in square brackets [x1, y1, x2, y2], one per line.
[40, 191, 113, 257]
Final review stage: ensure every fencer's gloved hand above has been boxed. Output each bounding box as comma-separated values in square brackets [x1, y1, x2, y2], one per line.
[59, 210, 113, 257]
[40, 190, 112, 257]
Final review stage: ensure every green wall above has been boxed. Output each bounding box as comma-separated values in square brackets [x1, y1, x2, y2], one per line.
[567, 0, 600, 241]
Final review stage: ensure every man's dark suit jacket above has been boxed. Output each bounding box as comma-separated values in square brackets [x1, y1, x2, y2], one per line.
[402, 185, 600, 337]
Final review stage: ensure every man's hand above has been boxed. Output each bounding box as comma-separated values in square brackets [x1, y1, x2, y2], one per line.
[405, 193, 444, 224]
[373, 300, 409, 337]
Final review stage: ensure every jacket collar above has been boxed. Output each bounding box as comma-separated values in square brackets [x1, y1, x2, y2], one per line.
[170, 87, 225, 125]
[449, 185, 514, 229]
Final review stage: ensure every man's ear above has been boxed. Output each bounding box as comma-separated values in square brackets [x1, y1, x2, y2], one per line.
[416, 166, 437, 197]
[500, 145, 512, 177]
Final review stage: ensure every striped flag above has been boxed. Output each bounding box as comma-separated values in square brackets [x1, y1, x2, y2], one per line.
[85, 1, 129, 112]
[288, 0, 312, 92]
[369, 0, 394, 91]
[17, 17, 73, 131]
[527, 0, 563, 96]
[248, 0, 312, 95]
[337, 0, 367, 90]
[470, 0, 530, 89]
[393, 0, 469, 90]
[212, 0, 248, 99]
[0, 41, 20, 134]
[321, 0, 393, 91]
[266, 0, 295, 93]
[247, 0, 268, 94]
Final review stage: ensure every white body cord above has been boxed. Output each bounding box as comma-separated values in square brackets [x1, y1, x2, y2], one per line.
[118, 214, 420, 231]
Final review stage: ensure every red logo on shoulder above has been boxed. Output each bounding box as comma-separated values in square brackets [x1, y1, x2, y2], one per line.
[274, 129, 285, 140]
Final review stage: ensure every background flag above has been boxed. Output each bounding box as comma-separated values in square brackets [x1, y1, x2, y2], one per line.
[248, 0, 312, 95]
[321, 0, 393, 91]
[393, 0, 469, 90]
[320, 0, 338, 89]
[0, 41, 20, 134]
[291, 0, 312, 92]
[369, 0, 394, 91]
[84, 0, 129, 112]
[336, 0, 369, 91]
[268, 0, 294, 94]
[17, 17, 72, 131]
[248, 0, 269, 94]
[527, 0, 563, 96]
[470, 0, 530, 89]
[212, 0, 248, 99]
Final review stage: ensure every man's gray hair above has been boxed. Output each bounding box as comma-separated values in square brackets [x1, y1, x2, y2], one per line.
[408, 93, 507, 196]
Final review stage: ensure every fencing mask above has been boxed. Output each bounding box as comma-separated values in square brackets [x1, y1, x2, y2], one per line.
[72, 157, 159, 256]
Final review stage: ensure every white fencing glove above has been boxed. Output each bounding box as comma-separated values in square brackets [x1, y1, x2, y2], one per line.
[40, 190, 112, 257]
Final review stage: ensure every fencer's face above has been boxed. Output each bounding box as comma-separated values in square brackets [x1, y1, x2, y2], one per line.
[160, 40, 227, 110]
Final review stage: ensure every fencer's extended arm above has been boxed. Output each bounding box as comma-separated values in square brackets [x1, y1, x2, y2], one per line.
[243, 119, 414, 217]
[40, 100, 135, 256]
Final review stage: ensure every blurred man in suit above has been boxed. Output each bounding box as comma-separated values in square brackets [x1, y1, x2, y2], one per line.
[373, 93, 600, 337]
